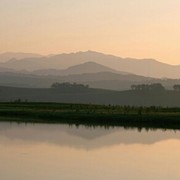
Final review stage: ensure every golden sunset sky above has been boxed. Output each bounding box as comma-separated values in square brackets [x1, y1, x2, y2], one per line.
[1, 0, 180, 64]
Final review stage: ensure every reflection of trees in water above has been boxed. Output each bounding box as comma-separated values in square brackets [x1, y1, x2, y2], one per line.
[70, 123, 178, 132]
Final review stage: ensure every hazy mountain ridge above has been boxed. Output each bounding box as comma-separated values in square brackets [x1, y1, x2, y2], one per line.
[0, 51, 180, 78]
[32, 61, 124, 76]
[0, 51, 180, 91]
[0, 52, 42, 63]
[0, 68, 162, 89]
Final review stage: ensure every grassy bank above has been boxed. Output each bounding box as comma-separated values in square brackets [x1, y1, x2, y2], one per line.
[1, 102, 180, 129]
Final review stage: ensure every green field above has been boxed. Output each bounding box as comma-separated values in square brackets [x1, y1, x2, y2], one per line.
[1, 102, 180, 130]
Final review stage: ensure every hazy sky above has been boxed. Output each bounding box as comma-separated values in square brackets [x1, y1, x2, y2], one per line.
[1, 0, 180, 64]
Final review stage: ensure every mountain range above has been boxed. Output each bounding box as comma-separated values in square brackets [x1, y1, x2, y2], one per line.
[1, 51, 180, 106]
[0, 51, 180, 92]
[0, 51, 180, 78]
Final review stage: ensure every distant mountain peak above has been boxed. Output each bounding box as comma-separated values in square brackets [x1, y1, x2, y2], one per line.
[33, 61, 120, 76]
[66, 61, 118, 73]
[73, 50, 105, 56]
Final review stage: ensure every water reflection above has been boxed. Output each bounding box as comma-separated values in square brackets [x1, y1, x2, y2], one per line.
[0, 122, 179, 149]
[0, 122, 180, 180]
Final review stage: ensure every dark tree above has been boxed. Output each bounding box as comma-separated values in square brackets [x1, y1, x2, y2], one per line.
[51, 82, 89, 90]
[131, 83, 165, 91]
[173, 85, 180, 91]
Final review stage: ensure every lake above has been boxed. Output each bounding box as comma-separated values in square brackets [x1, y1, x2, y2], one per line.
[0, 122, 180, 180]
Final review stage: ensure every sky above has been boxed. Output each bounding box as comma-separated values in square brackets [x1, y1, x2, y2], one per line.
[0, 0, 180, 64]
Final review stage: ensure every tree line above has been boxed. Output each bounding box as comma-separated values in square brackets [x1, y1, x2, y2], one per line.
[131, 83, 180, 91]
[51, 82, 180, 92]
[51, 82, 89, 90]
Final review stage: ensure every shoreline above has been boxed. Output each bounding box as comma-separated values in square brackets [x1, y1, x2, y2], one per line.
[1, 102, 180, 130]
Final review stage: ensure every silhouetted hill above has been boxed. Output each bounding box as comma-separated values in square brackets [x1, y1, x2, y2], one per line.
[0, 71, 179, 91]
[0, 70, 154, 90]
[0, 51, 180, 78]
[32, 61, 123, 76]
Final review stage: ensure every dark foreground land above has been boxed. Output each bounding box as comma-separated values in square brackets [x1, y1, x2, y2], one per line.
[1, 86, 180, 106]
[1, 102, 180, 130]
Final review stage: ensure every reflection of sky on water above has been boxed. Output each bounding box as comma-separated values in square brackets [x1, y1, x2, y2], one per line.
[0, 122, 180, 180]
[0, 122, 180, 149]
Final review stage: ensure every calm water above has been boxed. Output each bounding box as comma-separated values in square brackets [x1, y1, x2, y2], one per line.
[0, 122, 180, 180]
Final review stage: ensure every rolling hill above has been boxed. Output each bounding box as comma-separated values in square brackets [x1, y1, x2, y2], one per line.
[0, 86, 180, 107]
[0, 70, 179, 91]
[32, 61, 122, 76]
